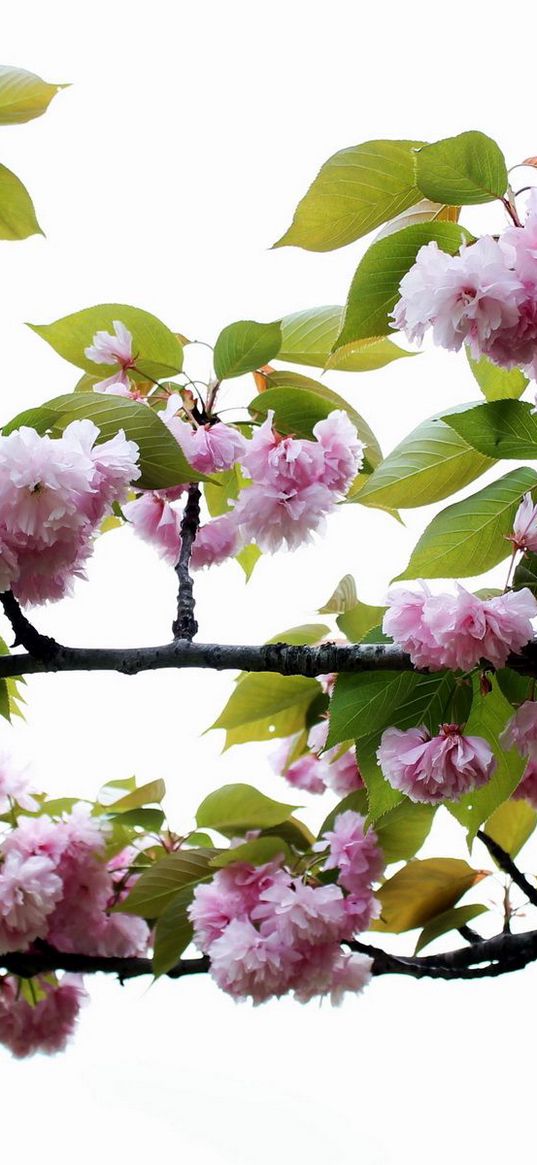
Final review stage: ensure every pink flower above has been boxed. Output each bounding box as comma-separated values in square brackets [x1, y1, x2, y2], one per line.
[306, 720, 363, 795]
[9, 531, 93, 606]
[313, 411, 365, 491]
[189, 862, 287, 952]
[291, 946, 373, 1005]
[392, 237, 524, 357]
[190, 514, 239, 570]
[500, 190, 537, 288]
[208, 918, 300, 1003]
[509, 493, 537, 552]
[512, 759, 537, 808]
[252, 879, 351, 946]
[326, 952, 373, 1006]
[278, 753, 328, 795]
[123, 491, 182, 564]
[377, 723, 496, 803]
[0, 428, 94, 544]
[0, 851, 63, 952]
[85, 321, 135, 369]
[322, 811, 384, 894]
[164, 401, 246, 474]
[94, 912, 150, 958]
[242, 412, 325, 490]
[63, 419, 141, 521]
[232, 481, 335, 553]
[0, 750, 37, 815]
[0, 973, 87, 1058]
[385, 584, 537, 671]
[500, 700, 537, 757]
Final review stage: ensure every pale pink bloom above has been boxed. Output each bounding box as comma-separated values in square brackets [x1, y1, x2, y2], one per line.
[0, 428, 94, 544]
[189, 862, 286, 952]
[253, 879, 351, 947]
[233, 481, 334, 553]
[343, 889, 380, 934]
[85, 320, 135, 369]
[164, 401, 247, 474]
[313, 411, 365, 491]
[91, 912, 150, 958]
[0, 536, 19, 594]
[242, 412, 325, 490]
[392, 237, 524, 357]
[322, 811, 384, 894]
[500, 190, 537, 288]
[307, 720, 363, 795]
[485, 295, 537, 375]
[509, 493, 537, 552]
[95, 369, 134, 395]
[3, 815, 70, 863]
[327, 952, 373, 1006]
[0, 851, 63, 952]
[279, 753, 328, 795]
[500, 700, 537, 758]
[190, 514, 239, 570]
[385, 584, 537, 671]
[0, 751, 37, 815]
[377, 723, 496, 803]
[9, 531, 93, 607]
[0, 973, 87, 1058]
[208, 917, 300, 1003]
[123, 492, 182, 564]
[512, 759, 537, 808]
[64, 420, 140, 509]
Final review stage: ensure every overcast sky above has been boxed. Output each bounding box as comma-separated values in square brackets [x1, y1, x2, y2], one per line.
[0, 4, 535, 1163]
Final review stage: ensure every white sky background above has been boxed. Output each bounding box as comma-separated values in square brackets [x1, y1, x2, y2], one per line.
[0, 2, 535, 1161]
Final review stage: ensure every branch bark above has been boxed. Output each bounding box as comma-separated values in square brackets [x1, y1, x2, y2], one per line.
[477, 830, 537, 907]
[4, 928, 537, 984]
[0, 635, 536, 683]
[172, 484, 201, 641]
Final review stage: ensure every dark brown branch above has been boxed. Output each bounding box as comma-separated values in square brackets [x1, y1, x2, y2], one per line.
[477, 830, 537, 907]
[3, 929, 537, 985]
[0, 592, 59, 659]
[0, 628, 536, 684]
[172, 484, 201, 641]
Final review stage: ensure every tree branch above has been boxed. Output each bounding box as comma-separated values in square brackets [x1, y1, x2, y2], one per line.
[3, 928, 537, 985]
[477, 830, 537, 907]
[0, 592, 59, 659]
[172, 484, 201, 641]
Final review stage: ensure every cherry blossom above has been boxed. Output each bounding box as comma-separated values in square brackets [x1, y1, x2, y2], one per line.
[0, 973, 87, 1058]
[508, 493, 537, 552]
[377, 723, 496, 803]
[85, 321, 135, 369]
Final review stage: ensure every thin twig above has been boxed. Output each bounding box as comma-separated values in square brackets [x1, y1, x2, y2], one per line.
[172, 484, 201, 641]
[477, 830, 537, 908]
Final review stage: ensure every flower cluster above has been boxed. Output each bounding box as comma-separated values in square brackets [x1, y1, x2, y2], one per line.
[384, 583, 537, 671]
[0, 973, 87, 1058]
[84, 320, 137, 394]
[272, 720, 363, 796]
[392, 192, 537, 381]
[377, 722, 496, 803]
[0, 420, 140, 605]
[124, 405, 364, 568]
[188, 810, 382, 1005]
[501, 700, 537, 808]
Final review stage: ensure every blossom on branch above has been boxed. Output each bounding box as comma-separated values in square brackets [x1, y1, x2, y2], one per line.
[377, 723, 496, 803]
[0, 973, 87, 1058]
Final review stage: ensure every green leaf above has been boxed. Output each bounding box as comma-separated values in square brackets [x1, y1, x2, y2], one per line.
[495, 667, 533, 705]
[278, 306, 413, 371]
[274, 140, 424, 252]
[319, 574, 357, 614]
[448, 678, 525, 840]
[213, 320, 281, 380]
[0, 164, 42, 240]
[514, 551, 537, 596]
[29, 304, 183, 381]
[0, 65, 66, 124]
[152, 886, 195, 976]
[209, 836, 291, 868]
[109, 808, 165, 831]
[415, 131, 508, 205]
[3, 392, 209, 490]
[373, 800, 436, 865]
[442, 400, 537, 459]
[372, 857, 489, 933]
[396, 466, 537, 581]
[466, 350, 528, 402]
[355, 410, 494, 512]
[373, 199, 461, 241]
[105, 779, 166, 812]
[414, 904, 488, 953]
[328, 670, 456, 822]
[209, 672, 321, 748]
[235, 543, 262, 581]
[249, 370, 381, 471]
[334, 222, 471, 348]
[196, 783, 297, 834]
[337, 599, 387, 643]
[484, 798, 537, 859]
[204, 466, 244, 517]
[117, 850, 214, 917]
[262, 817, 315, 851]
